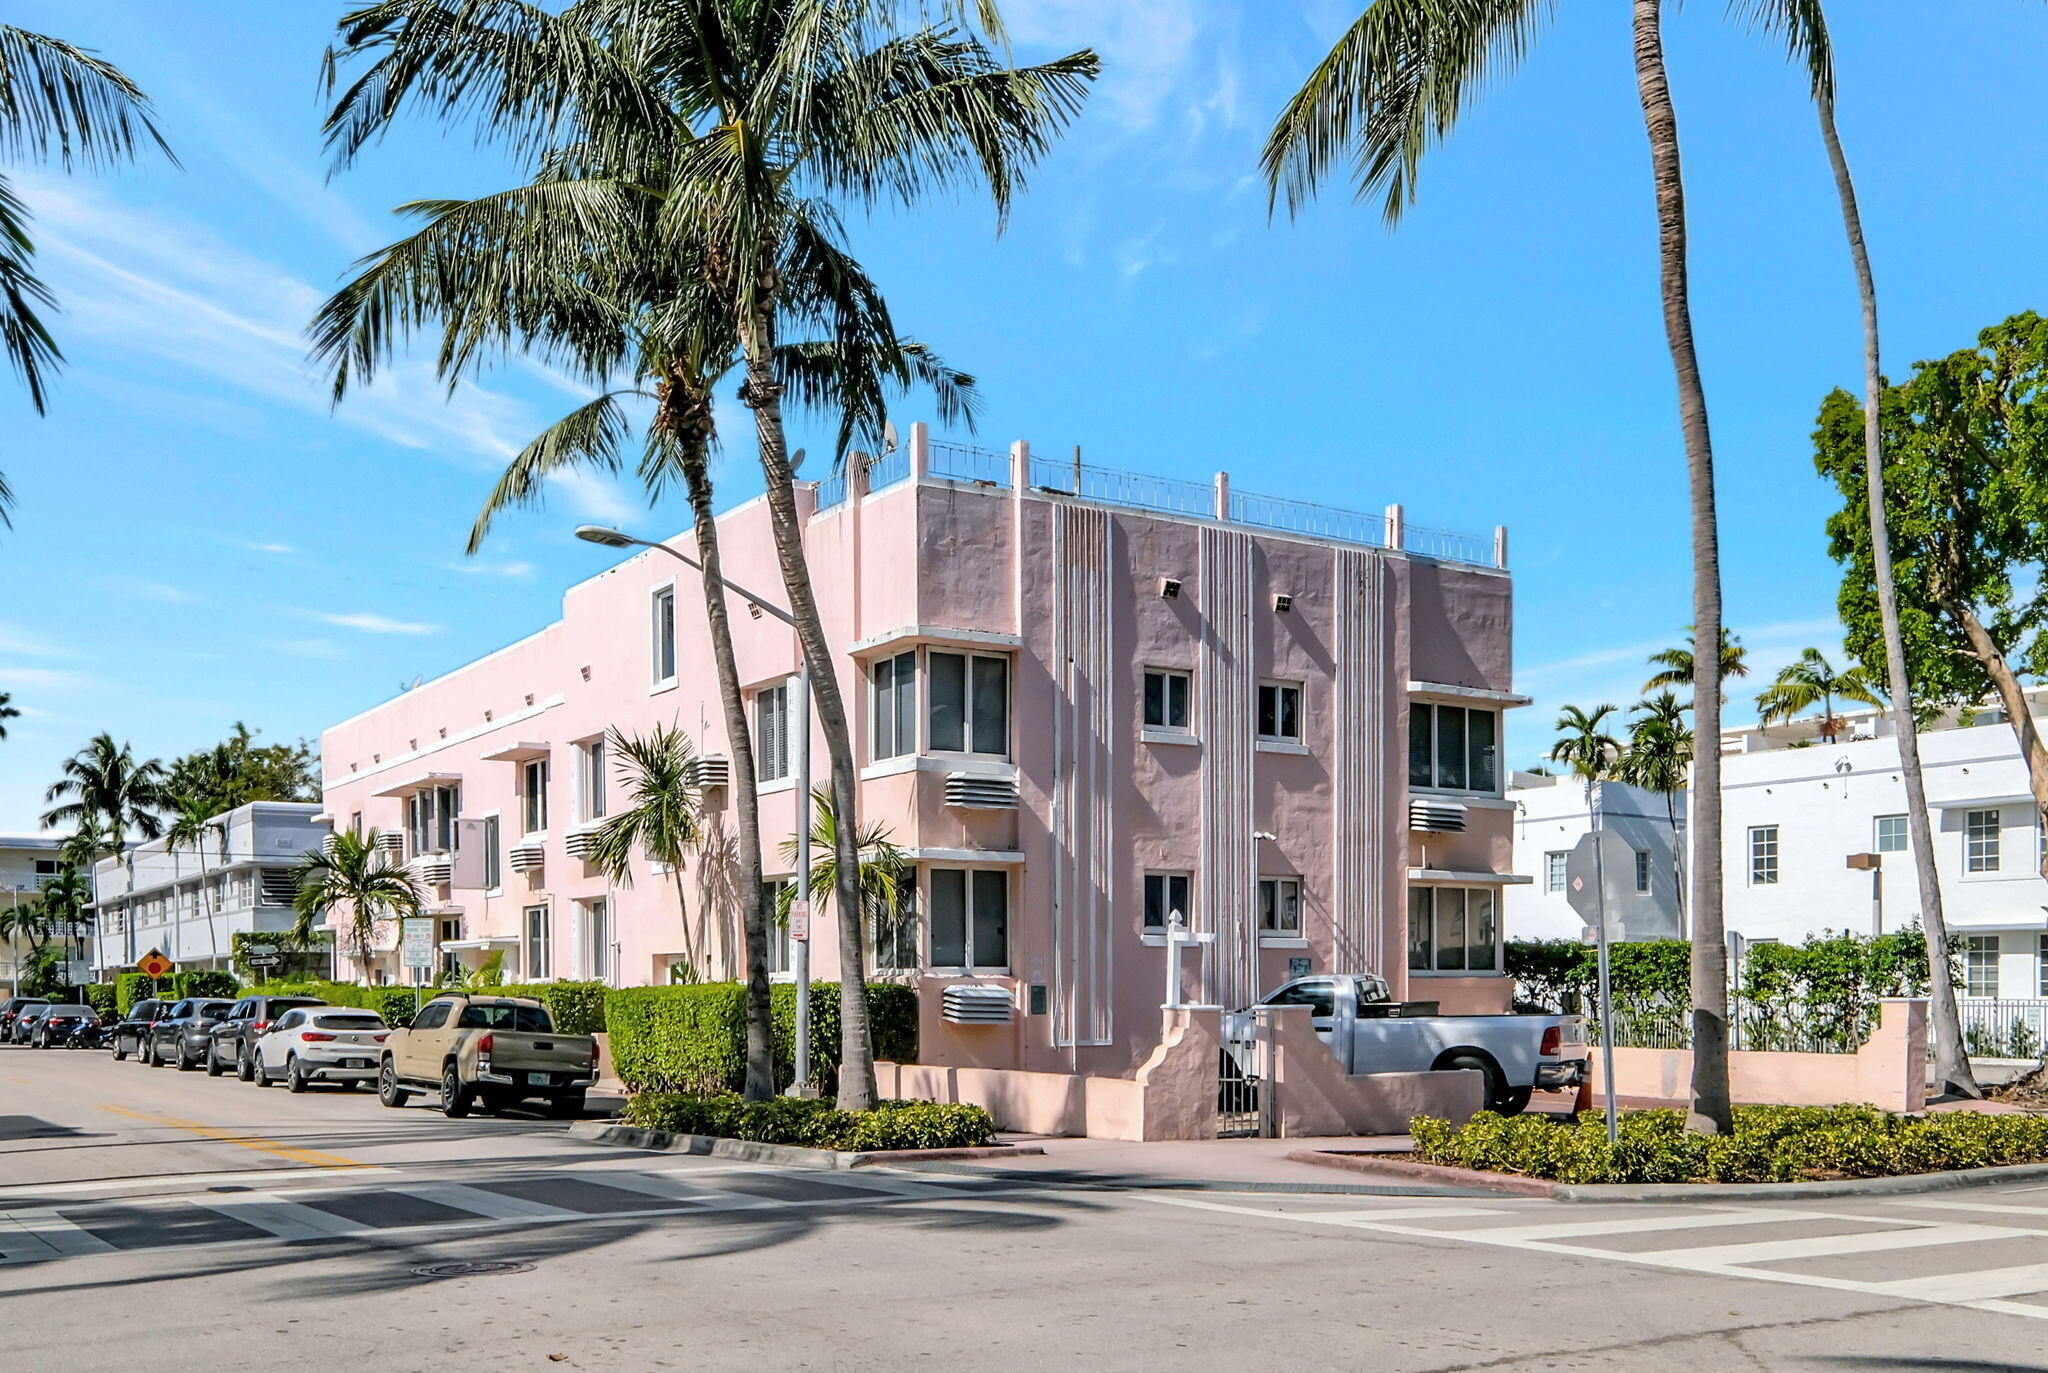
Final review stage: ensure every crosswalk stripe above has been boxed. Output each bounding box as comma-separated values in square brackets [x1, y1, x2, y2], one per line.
[1463, 1209, 1826, 1243]
[574, 1171, 780, 1210]
[1626, 1221, 2013, 1268]
[391, 1182, 578, 1221]
[190, 1192, 373, 1241]
[1877, 1261, 2048, 1303]
[1888, 1198, 2048, 1220]
[4, 1209, 117, 1257]
[1292, 1206, 1515, 1225]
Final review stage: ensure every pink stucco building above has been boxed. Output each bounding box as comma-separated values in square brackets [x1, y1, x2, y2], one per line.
[319, 426, 1525, 1077]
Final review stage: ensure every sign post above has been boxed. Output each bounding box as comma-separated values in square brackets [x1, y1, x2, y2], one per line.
[1566, 830, 1637, 1144]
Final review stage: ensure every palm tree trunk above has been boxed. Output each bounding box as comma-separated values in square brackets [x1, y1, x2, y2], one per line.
[682, 447, 776, 1100]
[1632, 0, 1731, 1134]
[739, 303, 878, 1112]
[1816, 92, 1980, 1098]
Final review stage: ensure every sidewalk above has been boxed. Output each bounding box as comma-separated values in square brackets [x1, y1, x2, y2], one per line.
[886, 1132, 1489, 1194]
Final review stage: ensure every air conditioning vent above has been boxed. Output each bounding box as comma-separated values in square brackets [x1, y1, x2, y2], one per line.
[409, 853, 453, 886]
[687, 754, 731, 789]
[563, 826, 602, 860]
[509, 841, 545, 873]
[258, 869, 297, 905]
[374, 832, 405, 859]
[1408, 801, 1467, 834]
[945, 774, 1019, 810]
[941, 984, 1015, 1025]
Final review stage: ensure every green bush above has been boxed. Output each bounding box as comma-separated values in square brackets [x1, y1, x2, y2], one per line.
[242, 979, 421, 1027]
[606, 982, 917, 1095]
[621, 1093, 994, 1152]
[1410, 1104, 2048, 1184]
[116, 972, 172, 1013]
[169, 970, 239, 1000]
[82, 984, 118, 1018]
[498, 981, 608, 1036]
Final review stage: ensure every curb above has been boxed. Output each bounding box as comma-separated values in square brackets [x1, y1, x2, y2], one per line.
[566, 1120, 1043, 1171]
[1284, 1149, 2048, 1202]
[886, 1157, 1498, 1197]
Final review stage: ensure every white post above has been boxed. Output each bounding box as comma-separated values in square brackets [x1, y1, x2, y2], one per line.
[789, 653, 814, 1096]
[1162, 910, 1217, 1009]
[1384, 503, 1405, 552]
[910, 420, 930, 482]
[1213, 471, 1230, 522]
[1493, 524, 1509, 570]
[1011, 438, 1030, 493]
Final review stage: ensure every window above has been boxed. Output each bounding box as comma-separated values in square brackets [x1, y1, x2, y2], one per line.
[1966, 809, 2001, 873]
[1264, 979, 1337, 1018]
[1545, 852, 1568, 894]
[482, 815, 501, 889]
[928, 868, 1008, 971]
[871, 651, 917, 759]
[409, 1002, 449, 1031]
[522, 759, 549, 834]
[929, 651, 1008, 756]
[1634, 849, 1651, 894]
[871, 887, 919, 972]
[1144, 669, 1191, 731]
[651, 585, 677, 683]
[32, 859, 56, 876]
[348, 812, 362, 838]
[1408, 703, 1499, 793]
[2040, 934, 2048, 998]
[439, 916, 462, 977]
[1748, 825, 1780, 885]
[406, 784, 459, 855]
[577, 740, 607, 822]
[1965, 934, 2000, 997]
[762, 879, 792, 975]
[1407, 886, 1500, 972]
[1257, 682, 1302, 743]
[524, 905, 551, 980]
[1875, 814, 1908, 853]
[1257, 877, 1302, 938]
[755, 681, 792, 782]
[1143, 872, 1192, 935]
[581, 897, 611, 981]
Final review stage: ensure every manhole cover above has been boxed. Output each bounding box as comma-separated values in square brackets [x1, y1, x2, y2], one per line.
[411, 1261, 536, 1279]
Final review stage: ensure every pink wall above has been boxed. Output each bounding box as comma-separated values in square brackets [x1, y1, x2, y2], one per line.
[1589, 999, 1929, 1112]
[320, 429, 1519, 1075]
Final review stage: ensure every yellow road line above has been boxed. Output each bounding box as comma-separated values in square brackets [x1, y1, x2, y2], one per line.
[96, 1104, 368, 1170]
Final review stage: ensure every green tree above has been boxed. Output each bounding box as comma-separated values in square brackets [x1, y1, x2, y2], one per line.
[1259, 0, 1832, 1132]
[1548, 704, 1621, 810]
[290, 828, 422, 983]
[169, 723, 319, 805]
[0, 691, 16, 740]
[1643, 627, 1750, 695]
[0, 23, 173, 526]
[163, 789, 228, 967]
[41, 733, 167, 858]
[775, 787, 913, 969]
[320, 0, 1095, 1112]
[37, 862, 91, 973]
[586, 723, 708, 973]
[1613, 690, 1694, 923]
[1756, 647, 1883, 743]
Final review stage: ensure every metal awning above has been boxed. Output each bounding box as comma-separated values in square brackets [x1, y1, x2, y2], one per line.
[371, 771, 463, 798]
[1932, 794, 2035, 810]
[1408, 868, 1534, 885]
[439, 935, 519, 950]
[479, 742, 550, 763]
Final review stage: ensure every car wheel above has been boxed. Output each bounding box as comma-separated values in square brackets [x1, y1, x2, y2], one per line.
[238, 1050, 256, 1083]
[548, 1093, 586, 1120]
[1443, 1053, 1511, 1114]
[1500, 1085, 1533, 1116]
[206, 1046, 225, 1077]
[145, 1040, 160, 1067]
[112, 1039, 128, 1061]
[253, 1055, 271, 1087]
[378, 1059, 410, 1109]
[439, 1064, 472, 1119]
[286, 1055, 308, 1093]
[176, 1044, 196, 1071]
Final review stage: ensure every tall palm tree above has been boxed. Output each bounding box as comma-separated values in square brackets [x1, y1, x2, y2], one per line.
[163, 789, 229, 968]
[1756, 647, 1883, 743]
[41, 734, 167, 858]
[1787, 2, 1978, 1098]
[0, 691, 17, 739]
[586, 723, 708, 974]
[319, 0, 1092, 1112]
[1614, 690, 1695, 927]
[0, 24, 173, 526]
[776, 787, 913, 965]
[290, 828, 422, 983]
[37, 862, 91, 974]
[1549, 704, 1622, 821]
[1643, 627, 1750, 695]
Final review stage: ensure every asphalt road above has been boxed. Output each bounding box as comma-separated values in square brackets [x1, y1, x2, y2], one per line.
[3, 1042, 2045, 1372]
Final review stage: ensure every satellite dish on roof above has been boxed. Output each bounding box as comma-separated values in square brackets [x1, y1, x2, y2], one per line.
[788, 447, 806, 475]
[883, 420, 899, 453]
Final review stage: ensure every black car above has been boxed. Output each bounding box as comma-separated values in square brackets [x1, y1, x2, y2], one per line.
[31, 1005, 99, 1048]
[107, 998, 176, 1061]
[146, 998, 236, 1069]
[0, 996, 49, 1042]
[208, 995, 325, 1079]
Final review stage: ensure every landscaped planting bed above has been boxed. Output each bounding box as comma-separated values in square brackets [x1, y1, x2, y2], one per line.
[1409, 1104, 2048, 1185]
[622, 1093, 996, 1153]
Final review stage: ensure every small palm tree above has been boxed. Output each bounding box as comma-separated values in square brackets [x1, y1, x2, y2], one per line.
[163, 790, 229, 967]
[1756, 647, 1884, 743]
[0, 691, 17, 740]
[586, 723, 706, 975]
[0, 897, 50, 956]
[1613, 690, 1695, 923]
[776, 788, 913, 970]
[42, 734, 168, 856]
[1643, 627, 1750, 695]
[290, 828, 422, 984]
[1549, 705, 1623, 823]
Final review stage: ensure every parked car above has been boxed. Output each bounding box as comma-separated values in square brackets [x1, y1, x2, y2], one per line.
[31, 1005, 99, 1049]
[1224, 974, 1587, 1115]
[0, 996, 48, 1042]
[107, 998, 176, 1061]
[208, 995, 326, 1079]
[146, 998, 237, 1069]
[9, 1002, 57, 1045]
[252, 1006, 390, 1091]
[378, 993, 599, 1118]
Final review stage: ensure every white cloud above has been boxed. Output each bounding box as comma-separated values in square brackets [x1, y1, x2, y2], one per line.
[239, 540, 296, 555]
[1005, 0, 1203, 135]
[310, 611, 440, 636]
[0, 623, 71, 659]
[0, 664, 98, 690]
[119, 579, 197, 605]
[448, 559, 535, 579]
[546, 467, 638, 527]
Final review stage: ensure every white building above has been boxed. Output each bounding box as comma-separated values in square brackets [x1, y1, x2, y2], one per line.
[1510, 775, 1686, 942]
[1508, 692, 2048, 1013]
[1, 834, 75, 992]
[88, 802, 328, 975]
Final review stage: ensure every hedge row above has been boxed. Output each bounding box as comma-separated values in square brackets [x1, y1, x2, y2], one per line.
[497, 981, 607, 1036]
[1410, 1104, 2048, 1185]
[606, 982, 917, 1095]
[235, 978, 609, 1032]
[113, 970, 238, 1013]
[621, 1093, 993, 1152]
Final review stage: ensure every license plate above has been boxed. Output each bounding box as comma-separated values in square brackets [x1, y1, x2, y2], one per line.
[526, 1072, 550, 1086]
[344, 1058, 369, 1069]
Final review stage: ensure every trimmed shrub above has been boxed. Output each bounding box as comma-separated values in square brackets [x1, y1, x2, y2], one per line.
[1410, 1104, 2048, 1185]
[170, 970, 239, 1000]
[621, 1093, 994, 1152]
[498, 981, 608, 1036]
[242, 979, 420, 1027]
[82, 984, 118, 1018]
[116, 972, 172, 1013]
[607, 982, 917, 1095]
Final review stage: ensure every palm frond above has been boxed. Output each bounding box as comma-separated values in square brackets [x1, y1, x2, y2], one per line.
[1725, 0, 1833, 102]
[0, 24, 174, 169]
[467, 390, 637, 553]
[0, 170, 59, 419]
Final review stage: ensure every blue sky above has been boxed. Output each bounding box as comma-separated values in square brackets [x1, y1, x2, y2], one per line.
[2, 1, 2045, 831]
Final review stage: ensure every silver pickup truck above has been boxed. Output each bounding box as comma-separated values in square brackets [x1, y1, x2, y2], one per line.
[1225, 973, 1586, 1115]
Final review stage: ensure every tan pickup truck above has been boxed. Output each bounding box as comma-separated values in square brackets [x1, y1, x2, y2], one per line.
[377, 993, 599, 1119]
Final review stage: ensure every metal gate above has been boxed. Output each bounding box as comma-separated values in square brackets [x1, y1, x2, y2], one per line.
[1217, 1048, 1261, 1138]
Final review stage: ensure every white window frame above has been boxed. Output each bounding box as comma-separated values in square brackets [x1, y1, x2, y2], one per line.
[871, 650, 918, 761]
[1142, 871, 1193, 938]
[1257, 680, 1304, 746]
[1408, 701, 1501, 795]
[1965, 934, 2000, 998]
[762, 878, 793, 977]
[580, 896, 612, 982]
[1748, 825, 1780, 886]
[1544, 851, 1567, 894]
[2039, 933, 2048, 999]
[576, 739, 607, 823]
[1143, 668, 1193, 735]
[1966, 808, 2001, 873]
[755, 680, 793, 784]
[1257, 875, 1303, 942]
[651, 583, 678, 687]
[1874, 813, 1908, 854]
[1634, 849, 1651, 894]
[927, 649, 1010, 759]
[523, 903, 551, 980]
[1407, 885, 1501, 974]
[522, 758, 549, 836]
[481, 813, 502, 892]
[926, 866, 1010, 973]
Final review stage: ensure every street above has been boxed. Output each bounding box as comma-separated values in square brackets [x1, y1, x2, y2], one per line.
[0, 1046, 2040, 1371]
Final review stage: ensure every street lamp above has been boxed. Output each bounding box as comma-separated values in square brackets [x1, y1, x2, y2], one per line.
[575, 524, 818, 1096]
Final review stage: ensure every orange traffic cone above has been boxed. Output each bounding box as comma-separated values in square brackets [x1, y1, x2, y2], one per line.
[1572, 1074, 1594, 1118]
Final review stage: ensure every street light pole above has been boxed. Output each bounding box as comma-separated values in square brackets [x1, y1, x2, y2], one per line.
[575, 526, 816, 1094]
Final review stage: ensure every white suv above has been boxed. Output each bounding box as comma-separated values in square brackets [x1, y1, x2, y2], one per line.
[253, 1007, 391, 1092]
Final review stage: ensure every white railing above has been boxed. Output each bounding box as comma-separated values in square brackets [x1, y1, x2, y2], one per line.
[1958, 999, 2048, 1059]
